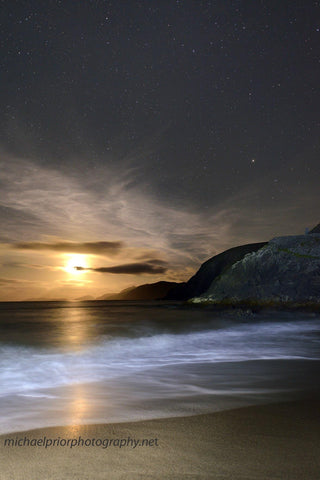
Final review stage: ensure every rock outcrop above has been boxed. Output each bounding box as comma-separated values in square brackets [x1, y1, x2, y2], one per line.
[192, 234, 320, 306]
[309, 223, 320, 234]
[165, 242, 267, 300]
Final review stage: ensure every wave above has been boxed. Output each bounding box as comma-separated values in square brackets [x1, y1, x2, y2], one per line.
[0, 319, 319, 397]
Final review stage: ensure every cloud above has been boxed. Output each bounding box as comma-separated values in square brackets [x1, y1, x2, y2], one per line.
[0, 151, 232, 267]
[0, 278, 20, 285]
[75, 260, 167, 275]
[1, 149, 318, 280]
[0, 277, 37, 285]
[12, 240, 123, 255]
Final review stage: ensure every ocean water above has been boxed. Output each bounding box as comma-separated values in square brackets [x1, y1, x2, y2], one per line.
[0, 301, 320, 434]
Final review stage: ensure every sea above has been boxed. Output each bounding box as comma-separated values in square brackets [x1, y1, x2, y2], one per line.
[0, 300, 320, 434]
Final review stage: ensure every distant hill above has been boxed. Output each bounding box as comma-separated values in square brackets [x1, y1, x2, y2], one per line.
[24, 297, 68, 302]
[98, 281, 180, 300]
[97, 285, 140, 300]
[165, 242, 267, 300]
[75, 295, 95, 301]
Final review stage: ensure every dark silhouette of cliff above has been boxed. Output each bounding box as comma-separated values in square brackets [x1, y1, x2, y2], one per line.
[309, 223, 320, 234]
[165, 242, 267, 300]
[195, 234, 320, 305]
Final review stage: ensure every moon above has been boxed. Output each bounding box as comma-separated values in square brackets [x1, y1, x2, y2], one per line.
[64, 254, 88, 275]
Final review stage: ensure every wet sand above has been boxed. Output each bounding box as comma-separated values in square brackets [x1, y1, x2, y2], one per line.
[0, 399, 319, 480]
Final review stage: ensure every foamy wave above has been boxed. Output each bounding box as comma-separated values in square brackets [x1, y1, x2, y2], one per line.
[0, 319, 319, 397]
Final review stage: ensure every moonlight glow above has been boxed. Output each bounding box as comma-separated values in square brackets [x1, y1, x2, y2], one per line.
[64, 255, 88, 275]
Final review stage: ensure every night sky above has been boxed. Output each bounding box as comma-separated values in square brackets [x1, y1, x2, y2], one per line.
[1, 0, 320, 300]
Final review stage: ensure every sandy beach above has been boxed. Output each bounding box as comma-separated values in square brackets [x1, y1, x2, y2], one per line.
[0, 399, 319, 480]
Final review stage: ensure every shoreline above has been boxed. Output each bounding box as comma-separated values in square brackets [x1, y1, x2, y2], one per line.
[1, 398, 320, 479]
[2, 298, 320, 315]
[187, 298, 320, 312]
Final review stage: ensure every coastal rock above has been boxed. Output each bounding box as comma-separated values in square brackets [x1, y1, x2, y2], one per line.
[165, 242, 266, 300]
[309, 223, 320, 234]
[192, 234, 320, 305]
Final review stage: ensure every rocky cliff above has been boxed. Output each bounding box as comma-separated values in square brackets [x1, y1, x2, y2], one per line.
[192, 234, 320, 306]
[165, 242, 267, 300]
[309, 223, 320, 234]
